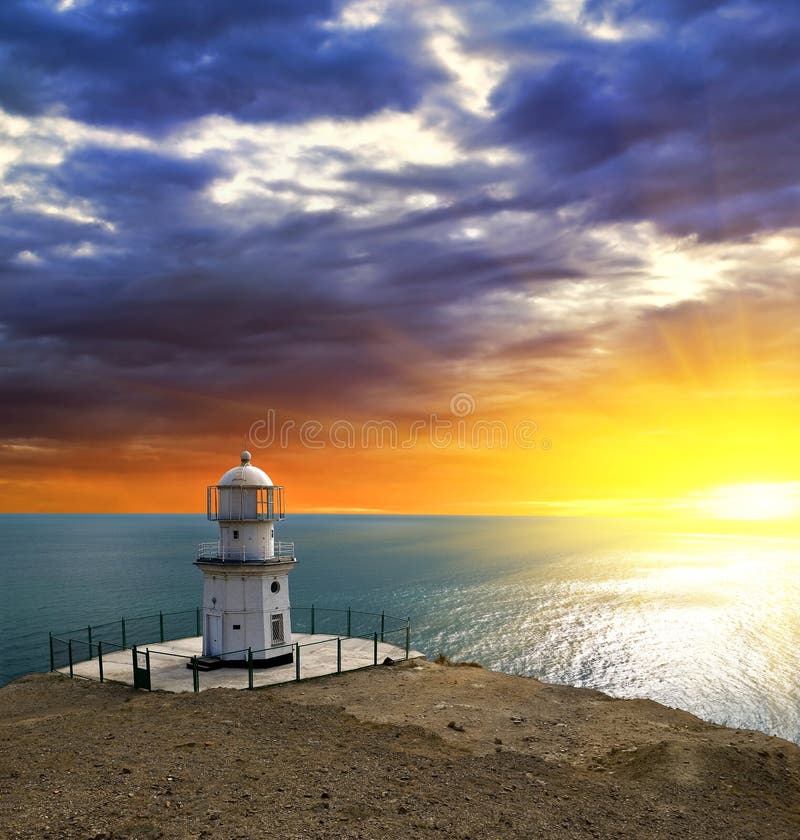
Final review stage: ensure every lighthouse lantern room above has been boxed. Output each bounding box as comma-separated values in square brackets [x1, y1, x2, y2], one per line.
[195, 450, 295, 666]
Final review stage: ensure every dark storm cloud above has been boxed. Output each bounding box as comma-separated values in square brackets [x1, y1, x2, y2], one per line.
[51, 146, 220, 200]
[1, 145, 224, 278]
[0, 150, 602, 445]
[0, 142, 441, 409]
[0, 0, 440, 129]
[487, 0, 800, 238]
[341, 160, 517, 194]
[581, 0, 728, 24]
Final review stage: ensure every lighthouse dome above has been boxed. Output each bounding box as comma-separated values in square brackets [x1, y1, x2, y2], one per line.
[217, 450, 273, 487]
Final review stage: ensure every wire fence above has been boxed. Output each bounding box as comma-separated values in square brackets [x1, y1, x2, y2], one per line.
[49, 606, 412, 692]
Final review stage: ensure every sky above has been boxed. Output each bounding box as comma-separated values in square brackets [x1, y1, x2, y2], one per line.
[1, 0, 799, 517]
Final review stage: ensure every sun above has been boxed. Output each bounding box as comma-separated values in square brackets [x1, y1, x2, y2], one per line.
[696, 482, 800, 521]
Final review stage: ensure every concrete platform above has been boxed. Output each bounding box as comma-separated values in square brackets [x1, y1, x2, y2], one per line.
[59, 634, 423, 692]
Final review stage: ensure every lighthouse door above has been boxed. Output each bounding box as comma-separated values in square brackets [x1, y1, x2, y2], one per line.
[206, 614, 222, 656]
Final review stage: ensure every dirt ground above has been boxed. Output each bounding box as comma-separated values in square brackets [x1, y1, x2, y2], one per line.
[1, 661, 799, 839]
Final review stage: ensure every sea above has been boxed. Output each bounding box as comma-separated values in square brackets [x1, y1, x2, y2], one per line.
[1, 514, 798, 744]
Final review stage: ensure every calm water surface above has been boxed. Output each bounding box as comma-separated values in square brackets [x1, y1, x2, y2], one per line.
[1, 514, 798, 743]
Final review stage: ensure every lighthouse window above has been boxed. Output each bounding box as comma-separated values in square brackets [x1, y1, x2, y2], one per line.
[271, 581, 280, 594]
[232, 624, 241, 630]
[271, 613, 285, 645]
[233, 530, 239, 540]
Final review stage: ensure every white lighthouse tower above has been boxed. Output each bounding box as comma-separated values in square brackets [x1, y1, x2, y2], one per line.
[195, 450, 295, 667]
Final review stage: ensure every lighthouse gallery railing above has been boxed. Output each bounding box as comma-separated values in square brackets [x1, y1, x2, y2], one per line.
[195, 540, 295, 563]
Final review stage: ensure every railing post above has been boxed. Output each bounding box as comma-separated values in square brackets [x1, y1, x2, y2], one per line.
[196, 607, 201, 637]
[49, 633, 54, 672]
[159, 611, 164, 644]
[192, 657, 199, 693]
[87, 625, 93, 660]
[347, 607, 351, 638]
[373, 632, 378, 666]
[380, 610, 385, 643]
[68, 640, 73, 678]
[145, 649, 151, 691]
[405, 620, 410, 660]
[98, 641, 104, 683]
[248, 648, 254, 690]
[337, 637, 341, 674]
[310, 604, 315, 635]
[121, 617, 126, 650]
[295, 643, 300, 682]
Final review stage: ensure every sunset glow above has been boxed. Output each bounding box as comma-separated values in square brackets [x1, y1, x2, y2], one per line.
[694, 484, 800, 522]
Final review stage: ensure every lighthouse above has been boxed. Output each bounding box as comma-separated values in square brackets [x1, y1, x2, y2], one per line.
[195, 450, 295, 667]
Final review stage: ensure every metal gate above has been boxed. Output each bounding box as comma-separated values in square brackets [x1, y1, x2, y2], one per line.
[132, 646, 151, 690]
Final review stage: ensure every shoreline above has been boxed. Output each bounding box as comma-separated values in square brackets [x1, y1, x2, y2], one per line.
[2, 660, 799, 838]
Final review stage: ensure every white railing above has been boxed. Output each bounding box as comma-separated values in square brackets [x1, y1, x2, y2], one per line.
[196, 541, 295, 563]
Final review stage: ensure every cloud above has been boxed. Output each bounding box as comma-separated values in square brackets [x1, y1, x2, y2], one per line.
[0, 0, 798, 479]
[581, 0, 736, 26]
[0, 0, 442, 129]
[487, 0, 800, 238]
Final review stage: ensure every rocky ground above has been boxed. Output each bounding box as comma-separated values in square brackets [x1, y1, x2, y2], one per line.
[1, 660, 799, 839]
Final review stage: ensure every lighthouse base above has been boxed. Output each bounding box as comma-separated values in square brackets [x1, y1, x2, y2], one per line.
[59, 633, 423, 691]
[187, 650, 294, 671]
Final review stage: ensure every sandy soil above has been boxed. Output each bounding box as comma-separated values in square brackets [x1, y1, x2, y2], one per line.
[1, 661, 799, 839]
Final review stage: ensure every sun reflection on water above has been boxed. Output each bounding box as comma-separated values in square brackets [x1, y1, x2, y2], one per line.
[416, 526, 800, 743]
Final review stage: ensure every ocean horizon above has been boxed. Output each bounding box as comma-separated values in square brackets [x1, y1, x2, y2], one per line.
[1, 513, 798, 745]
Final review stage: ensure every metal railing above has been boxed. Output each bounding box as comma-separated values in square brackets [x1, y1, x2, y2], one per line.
[49, 605, 413, 693]
[196, 540, 295, 563]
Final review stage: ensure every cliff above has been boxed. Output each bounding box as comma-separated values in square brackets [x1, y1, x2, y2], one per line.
[1, 660, 799, 838]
